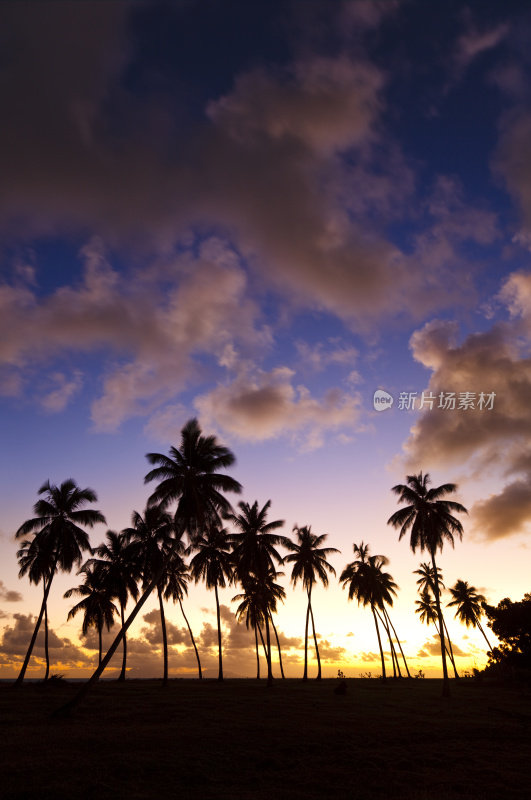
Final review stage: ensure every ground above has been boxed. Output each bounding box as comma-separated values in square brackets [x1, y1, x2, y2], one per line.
[1, 678, 530, 799]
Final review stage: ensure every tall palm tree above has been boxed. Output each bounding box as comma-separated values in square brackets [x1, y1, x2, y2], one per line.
[388, 472, 467, 697]
[124, 507, 174, 684]
[283, 525, 339, 681]
[17, 536, 54, 680]
[414, 563, 459, 678]
[14, 479, 105, 685]
[448, 579, 492, 650]
[189, 525, 234, 681]
[87, 530, 140, 681]
[227, 499, 288, 678]
[340, 543, 397, 681]
[163, 549, 203, 679]
[65, 563, 118, 667]
[55, 419, 241, 716]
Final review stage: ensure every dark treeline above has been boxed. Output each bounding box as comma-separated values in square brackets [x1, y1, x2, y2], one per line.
[13, 418, 506, 707]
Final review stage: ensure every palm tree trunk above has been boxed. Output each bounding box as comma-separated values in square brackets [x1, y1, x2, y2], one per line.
[15, 570, 55, 686]
[157, 585, 169, 685]
[372, 604, 386, 681]
[98, 624, 102, 667]
[308, 593, 321, 680]
[254, 623, 260, 679]
[431, 550, 450, 697]
[118, 603, 127, 681]
[383, 608, 411, 678]
[442, 617, 459, 678]
[477, 620, 493, 651]
[269, 612, 285, 679]
[376, 609, 399, 678]
[265, 610, 273, 687]
[44, 592, 50, 681]
[178, 597, 202, 679]
[257, 621, 268, 662]
[303, 596, 310, 681]
[214, 583, 223, 681]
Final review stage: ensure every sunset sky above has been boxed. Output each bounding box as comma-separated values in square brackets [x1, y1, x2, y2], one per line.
[1, 0, 531, 680]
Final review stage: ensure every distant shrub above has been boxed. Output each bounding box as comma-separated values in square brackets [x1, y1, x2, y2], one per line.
[414, 669, 425, 679]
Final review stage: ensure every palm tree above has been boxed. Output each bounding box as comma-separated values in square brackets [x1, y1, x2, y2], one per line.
[124, 507, 174, 684]
[415, 590, 439, 626]
[233, 576, 268, 679]
[283, 525, 339, 681]
[65, 563, 118, 667]
[55, 420, 241, 716]
[414, 563, 459, 678]
[388, 472, 467, 697]
[227, 499, 288, 678]
[340, 543, 397, 681]
[189, 525, 234, 680]
[17, 536, 54, 680]
[87, 530, 140, 681]
[163, 549, 203, 679]
[448, 579, 492, 650]
[14, 479, 105, 685]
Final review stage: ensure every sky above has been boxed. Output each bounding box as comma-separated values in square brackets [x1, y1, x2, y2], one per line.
[1, 0, 531, 680]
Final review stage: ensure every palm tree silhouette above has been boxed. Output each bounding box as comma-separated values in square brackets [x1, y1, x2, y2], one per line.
[414, 563, 459, 678]
[340, 543, 397, 681]
[87, 530, 139, 681]
[448, 579, 492, 651]
[15, 479, 105, 685]
[65, 563, 118, 667]
[233, 576, 267, 678]
[55, 420, 240, 716]
[124, 507, 174, 684]
[162, 547, 203, 679]
[227, 499, 288, 679]
[388, 472, 467, 697]
[189, 525, 233, 681]
[17, 536, 54, 680]
[283, 525, 338, 681]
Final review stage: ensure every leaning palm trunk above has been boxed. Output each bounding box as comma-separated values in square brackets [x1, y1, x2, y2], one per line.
[16, 566, 56, 686]
[442, 617, 459, 678]
[269, 612, 285, 679]
[98, 622, 103, 667]
[308, 593, 321, 680]
[371, 604, 386, 681]
[302, 599, 310, 681]
[265, 611, 273, 687]
[44, 593, 50, 681]
[254, 624, 260, 679]
[382, 608, 411, 678]
[118, 603, 127, 681]
[178, 597, 202, 679]
[214, 583, 223, 681]
[158, 585, 169, 685]
[54, 541, 182, 717]
[431, 550, 450, 697]
[376, 609, 400, 678]
[477, 620, 493, 651]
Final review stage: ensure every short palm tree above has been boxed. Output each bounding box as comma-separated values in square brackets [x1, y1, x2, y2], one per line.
[87, 530, 140, 681]
[65, 563, 119, 667]
[283, 525, 339, 680]
[163, 549, 203, 679]
[388, 472, 467, 697]
[448, 579, 492, 650]
[233, 576, 268, 679]
[189, 525, 234, 680]
[414, 562, 459, 678]
[14, 479, 105, 685]
[17, 536, 54, 680]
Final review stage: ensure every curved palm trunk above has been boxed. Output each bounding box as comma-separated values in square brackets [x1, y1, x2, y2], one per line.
[383, 607, 411, 678]
[371, 605, 386, 681]
[254, 623, 260, 679]
[44, 593, 50, 681]
[265, 611, 273, 687]
[178, 597, 202, 679]
[157, 585, 169, 685]
[302, 596, 310, 681]
[308, 592, 321, 680]
[118, 603, 127, 681]
[15, 569, 55, 686]
[257, 621, 268, 662]
[431, 550, 450, 697]
[269, 612, 285, 679]
[442, 617, 459, 679]
[376, 609, 399, 678]
[477, 620, 493, 651]
[214, 583, 223, 681]
[98, 623, 103, 668]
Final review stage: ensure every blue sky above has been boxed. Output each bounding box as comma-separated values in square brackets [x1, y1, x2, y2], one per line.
[1, 0, 531, 678]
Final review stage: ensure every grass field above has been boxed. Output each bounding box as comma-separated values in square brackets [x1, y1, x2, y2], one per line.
[1, 678, 530, 800]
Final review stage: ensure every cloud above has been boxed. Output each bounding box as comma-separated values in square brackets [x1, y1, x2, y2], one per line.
[0, 613, 89, 663]
[417, 635, 469, 658]
[0, 582, 23, 602]
[41, 370, 83, 413]
[141, 609, 189, 646]
[454, 22, 508, 72]
[195, 365, 363, 450]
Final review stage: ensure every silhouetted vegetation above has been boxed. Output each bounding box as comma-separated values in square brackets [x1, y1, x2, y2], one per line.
[483, 594, 531, 678]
